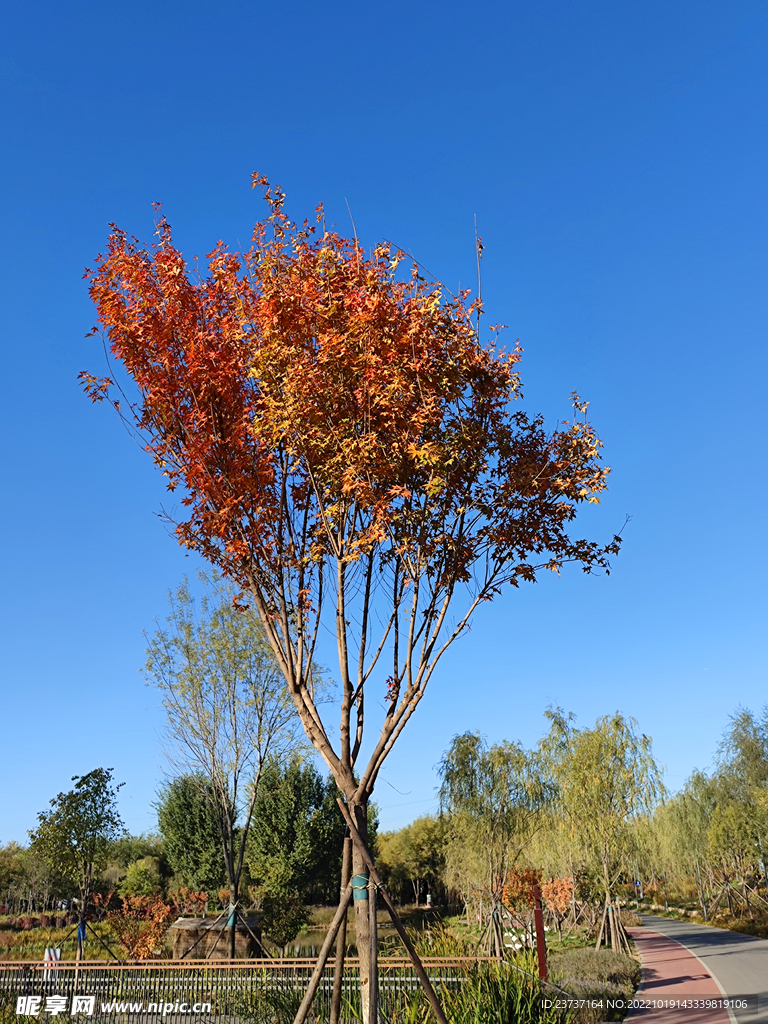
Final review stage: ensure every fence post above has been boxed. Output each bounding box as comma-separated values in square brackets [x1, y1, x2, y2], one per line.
[532, 884, 548, 983]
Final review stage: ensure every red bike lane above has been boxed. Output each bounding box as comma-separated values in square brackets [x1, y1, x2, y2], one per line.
[624, 927, 735, 1024]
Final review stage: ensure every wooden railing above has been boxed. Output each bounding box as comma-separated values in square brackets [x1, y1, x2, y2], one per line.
[0, 957, 494, 1019]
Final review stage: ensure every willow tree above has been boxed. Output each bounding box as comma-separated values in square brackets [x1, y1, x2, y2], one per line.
[83, 178, 620, 1020]
[439, 732, 552, 954]
[711, 708, 768, 902]
[543, 710, 665, 927]
[654, 771, 715, 897]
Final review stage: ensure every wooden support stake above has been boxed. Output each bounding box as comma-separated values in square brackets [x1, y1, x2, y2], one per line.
[330, 836, 352, 1024]
[85, 921, 120, 962]
[337, 798, 449, 1024]
[595, 897, 608, 952]
[696, 860, 708, 921]
[178, 908, 228, 961]
[292, 882, 354, 1024]
[608, 899, 616, 952]
[238, 913, 272, 958]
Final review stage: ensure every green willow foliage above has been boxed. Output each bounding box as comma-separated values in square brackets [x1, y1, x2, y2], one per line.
[654, 706, 768, 903]
[540, 709, 665, 900]
[438, 731, 552, 908]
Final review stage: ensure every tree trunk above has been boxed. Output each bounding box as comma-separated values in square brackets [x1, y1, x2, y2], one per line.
[76, 880, 89, 964]
[351, 803, 373, 1024]
[369, 878, 378, 1024]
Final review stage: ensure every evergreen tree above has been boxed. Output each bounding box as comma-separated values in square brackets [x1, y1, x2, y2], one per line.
[157, 775, 228, 893]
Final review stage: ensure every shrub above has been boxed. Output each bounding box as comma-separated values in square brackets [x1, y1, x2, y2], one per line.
[229, 988, 303, 1024]
[621, 909, 642, 928]
[549, 947, 641, 1023]
[104, 896, 173, 959]
[118, 859, 163, 899]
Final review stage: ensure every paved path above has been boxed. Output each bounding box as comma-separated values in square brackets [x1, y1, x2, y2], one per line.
[626, 914, 768, 1024]
[626, 925, 732, 1024]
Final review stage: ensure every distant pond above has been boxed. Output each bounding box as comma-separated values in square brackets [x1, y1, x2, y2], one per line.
[273, 921, 404, 959]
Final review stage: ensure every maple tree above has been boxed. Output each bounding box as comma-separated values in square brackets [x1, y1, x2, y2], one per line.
[540, 875, 574, 939]
[96, 893, 173, 960]
[83, 177, 620, 1020]
[168, 887, 210, 915]
[540, 875, 574, 916]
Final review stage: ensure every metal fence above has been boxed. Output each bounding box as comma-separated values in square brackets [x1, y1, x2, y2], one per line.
[0, 958, 491, 1020]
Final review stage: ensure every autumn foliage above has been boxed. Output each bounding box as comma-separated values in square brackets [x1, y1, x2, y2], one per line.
[502, 871, 573, 922]
[168, 887, 209, 915]
[83, 178, 619, 797]
[502, 868, 542, 911]
[83, 181, 613, 590]
[94, 893, 173, 960]
[540, 876, 575, 916]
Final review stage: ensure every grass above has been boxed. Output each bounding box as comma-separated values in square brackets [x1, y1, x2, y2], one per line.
[0, 921, 169, 962]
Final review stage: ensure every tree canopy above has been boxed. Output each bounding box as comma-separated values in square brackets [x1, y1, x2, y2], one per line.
[84, 181, 620, 811]
[246, 758, 346, 948]
[247, 758, 345, 905]
[377, 815, 446, 906]
[541, 710, 665, 900]
[156, 775, 228, 893]
[438, 731, 552, 952]
[29, 768, 124, 945]
[145, 573, 305, 952]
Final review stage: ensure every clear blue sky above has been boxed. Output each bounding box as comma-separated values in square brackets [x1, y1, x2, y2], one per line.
[1, 0, 766, 842]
